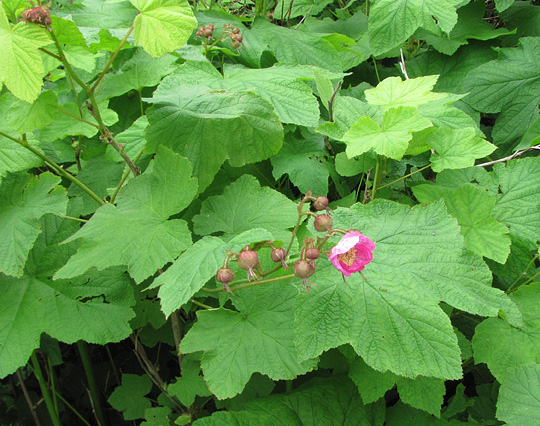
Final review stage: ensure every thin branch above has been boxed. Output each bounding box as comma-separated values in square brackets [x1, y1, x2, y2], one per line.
[191, 299, 213, 309]
[58, 108, 100, 129]
[17, 369, 43, 426]
[476, 143, 540, 167]
[399, 48, 409, 79]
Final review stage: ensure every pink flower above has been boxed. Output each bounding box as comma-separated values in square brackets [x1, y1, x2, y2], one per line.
[328, 232, 375, 276]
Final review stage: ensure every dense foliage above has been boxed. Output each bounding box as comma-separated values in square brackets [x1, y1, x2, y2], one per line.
[1, 0, 540, 424]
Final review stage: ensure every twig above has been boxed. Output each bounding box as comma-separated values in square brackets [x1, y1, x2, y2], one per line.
[17, 369, 43, 426]
[323, 81, 342, 154]
[476, 143, 540, 167]
[362, 168, 372, 204]
[170, 311, 184, 371]
[399, 48, 409, 80]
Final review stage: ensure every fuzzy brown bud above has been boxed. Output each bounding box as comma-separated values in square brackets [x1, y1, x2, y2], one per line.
[314, 214, 333, 232]
[313, 196, 329, 211]
[305, 247, 320, 260]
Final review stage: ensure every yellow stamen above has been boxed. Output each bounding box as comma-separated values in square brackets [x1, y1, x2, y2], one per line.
[337, 247, 357, 266]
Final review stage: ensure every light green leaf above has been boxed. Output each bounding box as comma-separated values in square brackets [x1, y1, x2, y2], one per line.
[516, 115, 540, 150]
[429, 127, 496, 172]
[295, 200, 522, 381]
[55, 147, 197, 283]
[130, 0, 197, 57]
[105, 116, 149, 162]
[180, 284, 318, 399]
[497, 363, 540, 426]
[5, 91, 58, 134]
[495, 0, 514, 13]
[365, 76, 446, 110]
[368, 0, 461, 56]
[313, 66, 334, 108]
[463, 37, 540, 144]
[0, 172, 67, 277]
[417, 95, 482, 136]
[0, 10, 51, 102]
[97, 49, 178, 100]
[141, 407, 173, 426]
[154, 228, 273, 317]
[0, 122, 43, 181]
[343, 106, 432, 160]
[62, 45, 101, 73]
[251, 18, 342, 72]
[168, 355, 211, 406]
[444, 184, 510, 263]
[50, 16, 88, 47]
[491, 157, 540, 250]
[473, 283, 540, 384]
[145, 84, 283, 191]
[108, 374, 152, 420]
[271, 133, 329, 196]
[40, 101, 118, 141]
[193, 175, 298, 236]
[57, 0, 138, 29]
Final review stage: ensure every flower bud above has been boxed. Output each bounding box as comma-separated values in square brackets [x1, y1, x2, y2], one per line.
[238, 246, 259, 270]
[314, 214, 333, 232]
[313, 196, 329, 211]
[271, 247, 287, 263]
[305, 247, 320, 260]
[294, 260, 315, 279]
[230, 40, 241, 49]
[231, 26, 240, 34]
[216, 267, 234, 284]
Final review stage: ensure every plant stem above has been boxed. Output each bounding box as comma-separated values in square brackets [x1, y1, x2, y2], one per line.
[77, 341, 106, 426]
[47, 357, 59, 418]
[110, 150, 144, 203]
[476, 143, 540, 167]
[507, 254, 539, 293]
[191, 299, 213, 309]
[58, 108, 100, 129]
[51, 389, 93, 426]
[91, 25, 134, 93]
[30, 352, 62, 426]
[17, 369, 43, 426]
[372, 56, 381, 83]
[228, 274, 295, 292]
[371, 156, 381, 200]
[0, 130, 106, 206]
[376, 164, 431, 191]
[170, 311, 183, 371]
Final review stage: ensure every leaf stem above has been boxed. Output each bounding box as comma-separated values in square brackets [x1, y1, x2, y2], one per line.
[58, 108, 101, 129]
[77, 341, 106, 426]
[16, 369, 43, 426]
[170, 311, 184, 372]
[376, 164, 431, 191]
[110, 150, 144, 203]
[91, 25, 134, 94]
[371, 156, 381, 200]
[30, 352, 62, 426]
[476, 143, 540, 167]
[229, 274, 295, 292]
[0, 130, 106, 205]
[191, 299, 213, 309]
[372, 56, 381, 83]
[507, 254, 539, 293]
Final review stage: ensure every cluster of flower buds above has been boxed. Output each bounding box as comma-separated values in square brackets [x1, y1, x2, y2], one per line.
[21, 5, 52, 26]
[196, 24, 215, 39]
[230, 32, 243, 49]
[214, 192, 376, 294]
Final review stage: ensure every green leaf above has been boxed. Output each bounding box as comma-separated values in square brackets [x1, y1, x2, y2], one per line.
[251, 18, 342, 72]
[0, 9, 51, 102]
[58, 0, 138, 29]
[130, 0, 197, 57]
[335, 152, 377, 177]
[295, 200, 522, 381]
[180, 284, 318, 399]
[154, 228, 273, 317]
[0, 123, 43, 182]
[349, 356, 397, 404]
[55, 147, 197, 283]
[4, 91, 59, 134]
[343, 107, 432, 160]
[163, 61, 340, 127]
[0, 172, 67, 277]
[428, 127, 496, 172]
[108, 374, 152, 420]
[368, 0, 461, 56]
[168, 354, 211, 406]
[97, 49, 178, 100]
[397, 376, 445, 417]
[365, 76, 446, 110]
[313, 66, 334, 108]
[141, 407, 173, 426]
[105, 116, 149, 162]
[497, 363, 540, 426]
[50, 16, 88, 47]
[0, 214, 134, 378]
[270, 133, 329, 196]
[495, 0, 514, 13]
[193, 175, 298, 236]
[40, 101, 118, 141]
[463, 37, 540, 144]
[386, 402, 463, 426]
[473, 283, 540, 384]
[274, 0, 333, 19]
[146, 84, 283, 191]
[516, 115, 540, 150]
[444, 184, 510, 263]
[192, 376, 380, 425]
[416, 1, 514, 56]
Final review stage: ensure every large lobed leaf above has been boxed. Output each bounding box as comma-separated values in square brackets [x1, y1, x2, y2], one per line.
[145, 84, 283, 191]
[294, 199, 522, 381]
[180, 283, 318, 399]
[55, 147, 197, 283]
